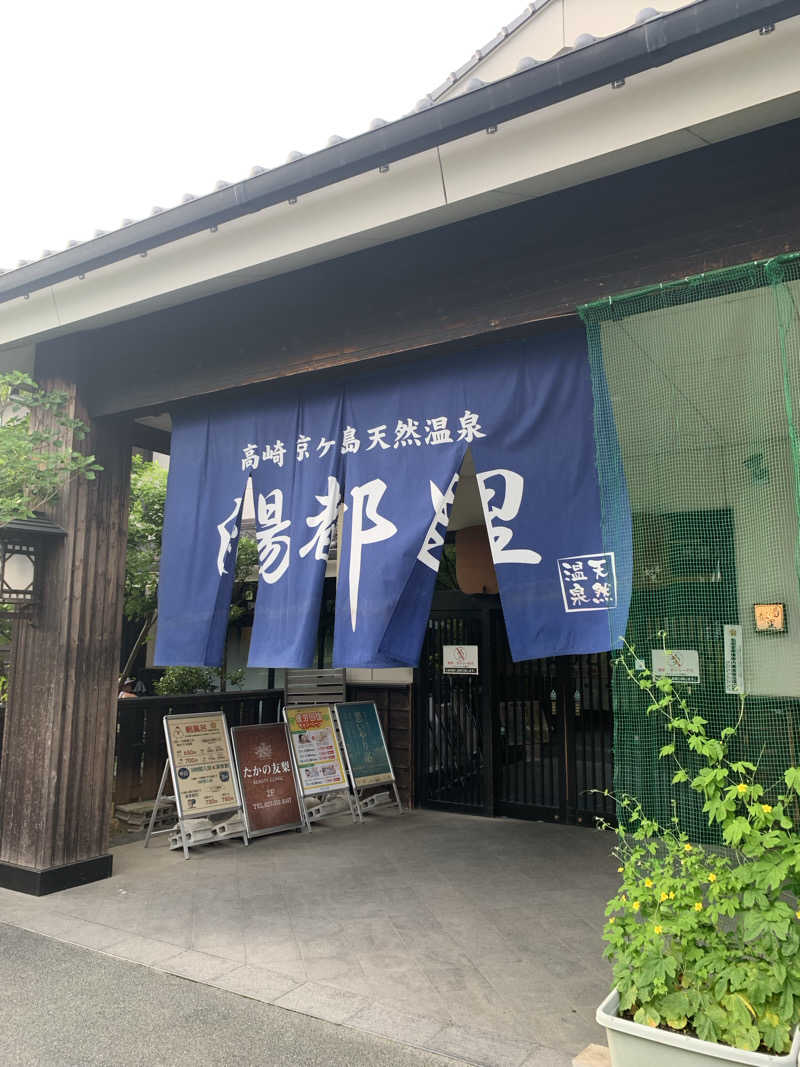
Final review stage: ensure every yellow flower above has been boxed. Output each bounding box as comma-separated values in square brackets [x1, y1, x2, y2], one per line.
[644, 878, 654, 888]
[796, 910, 800, 921]
[617, 867, 624, 873]
[684, 844, 692, 852]
[669, 891, 675, 900]
[654, 924, 663, 935]
[708, 873, 717, 883]
[609, 916, 616, 924]
[736, 783, 748, 794]
[632, 901, 641, 912]
[762, 804, 773, 813]
[660, 892, 668, 902]
[621, 894, 627, 903]
[694, 902, 703, 912]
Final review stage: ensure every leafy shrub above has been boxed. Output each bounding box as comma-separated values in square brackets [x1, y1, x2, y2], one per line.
[603, 635, 800, 1054]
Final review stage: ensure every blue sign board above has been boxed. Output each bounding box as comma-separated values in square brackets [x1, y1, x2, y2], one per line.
[334, 702, 394, 788]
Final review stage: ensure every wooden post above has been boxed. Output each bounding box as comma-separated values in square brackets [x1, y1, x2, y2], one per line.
[0, 378, 131, 894]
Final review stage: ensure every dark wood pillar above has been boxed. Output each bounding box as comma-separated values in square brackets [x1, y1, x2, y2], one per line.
[0, 378, 130, 894]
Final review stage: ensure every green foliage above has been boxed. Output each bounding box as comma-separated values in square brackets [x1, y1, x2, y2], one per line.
[153, 664, 246, 695]
[0, 371, 101, 527]
[124, 454, 168, 619]
[124, 453, 256, 622]
[153, 666, 219, 695]
[602, 635, 800, 1054]
[235, 535, 258, 579]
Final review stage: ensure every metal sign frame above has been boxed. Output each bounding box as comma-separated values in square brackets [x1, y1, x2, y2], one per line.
[163, 710, 243, 820]
[282, 704, 356, 822]
[281, 704, 350, 795]
[231, 722, 310, 839]
[334, 701, 402, 820]
[145, 711, 247, 858]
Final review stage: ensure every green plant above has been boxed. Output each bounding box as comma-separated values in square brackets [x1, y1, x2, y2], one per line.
[602, 633, 800, 1054]
[0, 371, 101, 527]
[120, 454, 257, 682]
[124, 454, 168, 621]
[153, 664, 246, 696]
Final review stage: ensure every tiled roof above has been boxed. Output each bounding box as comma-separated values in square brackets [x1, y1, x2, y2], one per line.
[0, 1, 773, 283]
[423, 0, 557, 105]
[417, 2, 680, 108]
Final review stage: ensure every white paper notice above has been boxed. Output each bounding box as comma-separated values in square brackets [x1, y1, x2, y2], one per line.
[443, 645, 479, 675]
[724, 625, 745, 695]
[652, 649, 700, 684]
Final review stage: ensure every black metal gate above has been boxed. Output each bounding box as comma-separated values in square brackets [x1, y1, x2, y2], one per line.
[416, 611, 487, 813]
[416, 595, 615, 825]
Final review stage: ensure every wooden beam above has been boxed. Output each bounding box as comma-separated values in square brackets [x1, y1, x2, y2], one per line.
[37, 118, 800, 418]
[128, 421, 171, 455]
[0, 384, 131, 893]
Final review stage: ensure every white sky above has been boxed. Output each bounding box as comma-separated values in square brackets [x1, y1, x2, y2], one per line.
[2, 0, 527, 269]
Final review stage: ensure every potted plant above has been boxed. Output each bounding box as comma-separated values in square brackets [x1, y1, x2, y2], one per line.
[597, 635, 800, 1065]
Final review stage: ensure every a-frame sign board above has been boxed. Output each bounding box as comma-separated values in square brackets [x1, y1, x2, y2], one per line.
[230, 722, 310, 839]
[282, 704, 357, 822]
[334, 702, 402, 821]
[145, 710, 247, 858]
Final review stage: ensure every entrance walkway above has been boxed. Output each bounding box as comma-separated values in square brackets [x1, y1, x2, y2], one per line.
[0, 810, 618, 1067]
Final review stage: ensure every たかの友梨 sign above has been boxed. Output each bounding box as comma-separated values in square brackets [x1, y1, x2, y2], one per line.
[334, 702, 394, 788]
[230, 723, 304, 838]
[163, 711, 240, 818]
[283, 705, 348, 796]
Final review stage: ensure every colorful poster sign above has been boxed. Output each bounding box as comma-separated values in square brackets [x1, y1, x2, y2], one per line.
[652, 649, 700, 685]
[164, 711, 239, 818]
[284, 704, 348, 795]
[442, 645, 479, 675]
[231, 723, 304, 837]
[335, 702, 394, 788]
[724, 624, 745, 695]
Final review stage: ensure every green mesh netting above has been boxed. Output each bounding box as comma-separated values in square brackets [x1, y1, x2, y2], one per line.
[580, 253, 800, 842]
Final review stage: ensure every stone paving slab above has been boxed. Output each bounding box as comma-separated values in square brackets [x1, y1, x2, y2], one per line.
[0, 809, 616, 1067]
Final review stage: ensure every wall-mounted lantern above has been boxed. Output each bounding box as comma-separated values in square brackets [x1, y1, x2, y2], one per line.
[0, 517, 67, 610]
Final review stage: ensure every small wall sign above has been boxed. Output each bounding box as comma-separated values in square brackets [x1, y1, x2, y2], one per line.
[652, 649, 700, 684]
[723, 624, 745, 695]
[443, 645, 479, 675]
[754, 602, 786, 633]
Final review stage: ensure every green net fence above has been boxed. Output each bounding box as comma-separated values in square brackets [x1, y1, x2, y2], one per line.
[580, 253, 800, 842]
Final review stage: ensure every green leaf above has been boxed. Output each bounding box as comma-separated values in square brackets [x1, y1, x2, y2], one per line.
[672, 769, 688, 784]
[723, 817, 752, 847]
[694, 1012, 718, 1043]
[659, 744, 675, 758]
[634, 1007, 661, 1028]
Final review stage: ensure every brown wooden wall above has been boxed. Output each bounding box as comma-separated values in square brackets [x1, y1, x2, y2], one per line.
[113, 690, 283, 806]
[0, 388, 131, 870]
[346, 683, 413, 807]
[37, 117, 800, 421]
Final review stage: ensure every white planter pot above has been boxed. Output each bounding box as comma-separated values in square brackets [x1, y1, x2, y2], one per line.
[597, 990, 800, 1067]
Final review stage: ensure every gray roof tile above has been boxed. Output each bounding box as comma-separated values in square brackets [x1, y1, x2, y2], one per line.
[0, 1, 705, 280]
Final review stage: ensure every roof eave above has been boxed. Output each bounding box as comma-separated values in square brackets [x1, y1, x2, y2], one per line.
[1, 0, 797, 306]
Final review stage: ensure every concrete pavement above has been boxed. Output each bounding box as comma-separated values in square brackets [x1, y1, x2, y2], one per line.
[0, 810, 617, 1066]
[0, 923, 459, 1066]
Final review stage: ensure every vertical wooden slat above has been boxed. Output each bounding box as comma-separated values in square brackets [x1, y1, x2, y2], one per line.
[0, 378, 131, 874]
